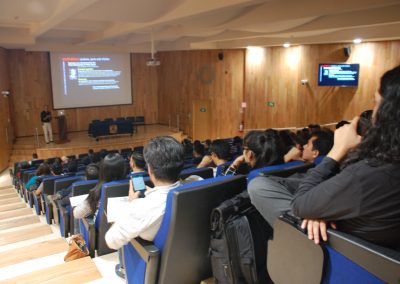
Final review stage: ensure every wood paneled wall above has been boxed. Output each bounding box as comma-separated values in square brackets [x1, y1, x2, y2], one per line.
[0, 48, 13, 172]
[5, 40, 400, 142]
[244, 41, 400, 129]
[157, 50, 245, 139]
[8, 52, 158, 137]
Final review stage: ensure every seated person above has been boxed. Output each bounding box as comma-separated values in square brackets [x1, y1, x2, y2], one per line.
[284, 130, 333, 163]
[249, 65, 400, 249]
[197, 139, 231, 174]
[53, 163, 99, 205]
[105, 136, 184, 250]
[191, 142, 205, 166]
[128, 152, 147, 201]
[26, 163, 51, 191]
[33, 162, 63, 196]
[73, 153, 126, 219]
[223, 130, 284, 175]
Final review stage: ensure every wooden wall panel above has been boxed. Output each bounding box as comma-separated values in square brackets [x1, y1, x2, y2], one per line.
[8, 52, 158, 137]
[245, 41, 400, 130]
[157, 50, 245, 139]
[0, 48, 12, 171]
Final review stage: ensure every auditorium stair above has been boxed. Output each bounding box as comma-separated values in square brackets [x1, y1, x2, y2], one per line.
[0, 170, 123, 283]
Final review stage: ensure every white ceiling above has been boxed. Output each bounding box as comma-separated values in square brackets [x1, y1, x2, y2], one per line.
[0, 0, 400, 52]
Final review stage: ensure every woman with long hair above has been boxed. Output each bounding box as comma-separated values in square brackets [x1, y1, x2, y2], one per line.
[74, 153, 126, 218]
[224, 130, 284, 175]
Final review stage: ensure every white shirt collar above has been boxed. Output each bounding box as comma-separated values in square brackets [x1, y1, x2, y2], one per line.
[145, 180, 181, 196]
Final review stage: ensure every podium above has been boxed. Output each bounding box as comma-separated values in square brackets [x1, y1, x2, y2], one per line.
[56, 115, 69, 143]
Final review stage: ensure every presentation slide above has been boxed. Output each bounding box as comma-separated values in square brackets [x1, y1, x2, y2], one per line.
[50, 53, 132, 108]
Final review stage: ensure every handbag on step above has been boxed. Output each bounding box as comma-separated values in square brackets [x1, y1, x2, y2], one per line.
[64, 234, 90, 262]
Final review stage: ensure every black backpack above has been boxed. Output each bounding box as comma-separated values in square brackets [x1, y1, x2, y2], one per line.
[209, 191, 273, 284]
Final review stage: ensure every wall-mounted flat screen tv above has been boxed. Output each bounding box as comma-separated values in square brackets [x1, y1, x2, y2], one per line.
[318, 63, 360, 87]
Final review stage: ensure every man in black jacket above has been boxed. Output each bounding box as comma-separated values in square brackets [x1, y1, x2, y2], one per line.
[41, 105, 53, 144]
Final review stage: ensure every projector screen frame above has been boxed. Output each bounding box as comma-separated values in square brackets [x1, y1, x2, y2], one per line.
[49, 52, 133, 110]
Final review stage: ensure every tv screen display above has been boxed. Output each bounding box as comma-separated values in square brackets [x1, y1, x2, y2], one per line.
[318, 63, 360, 87]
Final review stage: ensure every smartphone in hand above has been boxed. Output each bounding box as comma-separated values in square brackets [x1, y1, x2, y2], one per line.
[132, 175, 146, 198]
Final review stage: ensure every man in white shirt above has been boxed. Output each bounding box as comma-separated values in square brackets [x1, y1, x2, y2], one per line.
[105, 136, 184, 250]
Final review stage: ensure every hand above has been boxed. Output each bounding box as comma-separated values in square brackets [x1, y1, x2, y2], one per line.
[301, 219, 337, 245]
[231, 155, 245, 168]
[328, 117, 362, 162]
[197, 155, 213, 168]
[129, 191, 141, 201]
[284, 147, 303, 163]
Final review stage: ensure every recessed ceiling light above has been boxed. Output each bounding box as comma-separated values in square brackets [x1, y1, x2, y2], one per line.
[283, 43, 290, 48]
[353, 38, 362, 44]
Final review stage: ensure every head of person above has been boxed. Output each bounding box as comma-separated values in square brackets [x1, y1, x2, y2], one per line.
[243, 130, 284, 169]
[294, 129, 311, 150]
[302, 131, 334, 163]
[279, 130, 296, 150]
[144, 136, 184, 185]
[357, 109, 373, 136]
[193, 143, 205, 157]
[60, 156, 69, 165]
[209, 139, 231, 165]
[85, 163, 99, 180]
[32, 153, 38, 160]
[130, 151, 146, 172]
[36, 163, 51, 176]
[87, 153, 126, 213]
[50, 162, 62, 175]
[347, 65, 400, 165]
[88, 149, 94, 155]
[336, 120, 350, 129]
[308, 124, 321, 134]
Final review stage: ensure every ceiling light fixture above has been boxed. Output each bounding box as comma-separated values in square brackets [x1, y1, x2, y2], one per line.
[353, 38, 362, 44]
[283, 43, 290, 48]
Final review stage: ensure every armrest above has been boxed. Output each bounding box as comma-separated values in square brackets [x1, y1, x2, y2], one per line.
[129, 238, 160, 284]
[81, 217, 96, 258]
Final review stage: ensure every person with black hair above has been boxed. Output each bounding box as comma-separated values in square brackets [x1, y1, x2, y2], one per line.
[127, 152, 147, 201]
[335, 120, 350, 129]
[26, 163, 51, 191]
[223, 130, 284, 175]
[284, 130, 333, 163]
[53, 163, 100, 203]
[197, 139, 232, 175]
[74, 153, 126, 219]
[192, 142, 205, 165]
[250, 65, 400, 249]
[105, 136, 184, 250]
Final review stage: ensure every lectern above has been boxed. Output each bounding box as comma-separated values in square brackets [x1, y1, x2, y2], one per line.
[56, 110, 69, 143]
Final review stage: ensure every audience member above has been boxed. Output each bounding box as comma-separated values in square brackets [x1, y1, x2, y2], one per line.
[128, 152, 147, 201]
[308, 124, 321, 134]
[197, 139, 231, 175]
[284, 131, 333, 163]
[105, 136, 184, 249]
[192, 142, 205, 165]
[25, 163, 51, 191]
[223, 130, 284, 176]
[74, 153, 126, 219]
[53, 163, 100, 204]
[249, 65, 400, 249]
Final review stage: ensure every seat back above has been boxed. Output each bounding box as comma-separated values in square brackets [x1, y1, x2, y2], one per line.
[179, 167, 213, 180]
[135, 116, 145, 124]
[124, 175, 247, 284]
[322, 230, 400, 284]
[71, 180, 98, 196]
[247, 160, 304, 182]
[260, 163, 315, 178]
[97, 179, 130, 256]
[40, 176, 66, 195]
[54, 176, 85, 194]
[23, 169, 36, 185]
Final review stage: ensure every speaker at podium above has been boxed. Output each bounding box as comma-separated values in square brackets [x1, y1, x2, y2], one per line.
[56, 110, 69, 143]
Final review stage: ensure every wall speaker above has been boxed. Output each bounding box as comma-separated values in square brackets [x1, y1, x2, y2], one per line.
[218, 52, 224, 61]
[343, 47, 351, 58]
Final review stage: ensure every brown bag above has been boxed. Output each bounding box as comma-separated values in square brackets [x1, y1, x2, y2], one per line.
[64, 234, 90, 262]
